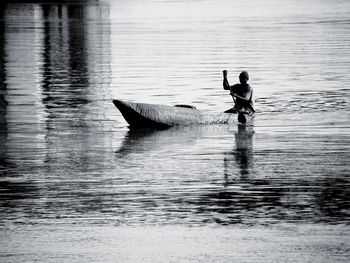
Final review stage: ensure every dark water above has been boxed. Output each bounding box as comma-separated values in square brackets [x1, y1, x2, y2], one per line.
[0, 0, 349, 262]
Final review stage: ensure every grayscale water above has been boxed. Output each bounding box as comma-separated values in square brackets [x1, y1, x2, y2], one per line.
[0, 0, 349, 262]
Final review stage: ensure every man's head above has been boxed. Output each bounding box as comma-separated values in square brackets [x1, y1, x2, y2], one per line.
[239, 71, 249, 84]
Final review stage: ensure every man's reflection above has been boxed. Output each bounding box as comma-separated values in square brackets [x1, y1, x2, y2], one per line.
[235, 125, 254, 176]
[224, 125, 255, 183]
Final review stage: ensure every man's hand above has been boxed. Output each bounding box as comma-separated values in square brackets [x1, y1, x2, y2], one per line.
[223, 70, 228, 77]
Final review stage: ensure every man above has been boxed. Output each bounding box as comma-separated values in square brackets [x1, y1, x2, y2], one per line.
[223, 70, 255, 115]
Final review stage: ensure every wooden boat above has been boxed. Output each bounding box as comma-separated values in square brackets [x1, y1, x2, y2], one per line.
[113, 99, 254, 128]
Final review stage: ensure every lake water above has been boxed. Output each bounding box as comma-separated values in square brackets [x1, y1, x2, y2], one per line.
[0, 0, 349, 262]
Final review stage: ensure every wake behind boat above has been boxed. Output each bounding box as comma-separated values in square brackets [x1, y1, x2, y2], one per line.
[113, 100, 254, 128]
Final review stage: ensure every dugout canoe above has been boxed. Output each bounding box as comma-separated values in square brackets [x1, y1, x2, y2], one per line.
[113, 99, 253, 128]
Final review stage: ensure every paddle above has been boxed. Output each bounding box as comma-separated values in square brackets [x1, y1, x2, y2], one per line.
[238, 111, 247, 124]
[223, 95, 246, 123]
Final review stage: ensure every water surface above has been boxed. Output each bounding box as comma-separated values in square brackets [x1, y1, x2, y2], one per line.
[0, 0, 349, 262]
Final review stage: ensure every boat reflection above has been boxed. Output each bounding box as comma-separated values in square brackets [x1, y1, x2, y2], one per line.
[115, 125, 225, 157]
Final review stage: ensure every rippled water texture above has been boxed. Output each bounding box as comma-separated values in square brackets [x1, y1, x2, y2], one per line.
[0, 0, 349, 262]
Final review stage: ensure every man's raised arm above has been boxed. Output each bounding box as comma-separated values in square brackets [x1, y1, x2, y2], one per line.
[223, 70, 230, 90]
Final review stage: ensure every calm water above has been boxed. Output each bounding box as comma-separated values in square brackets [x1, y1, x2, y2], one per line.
[0, 0, 350, 262]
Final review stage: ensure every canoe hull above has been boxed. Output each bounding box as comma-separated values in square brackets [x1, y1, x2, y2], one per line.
[113, 100, 253, 128]
[113, 100, 171, 128]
